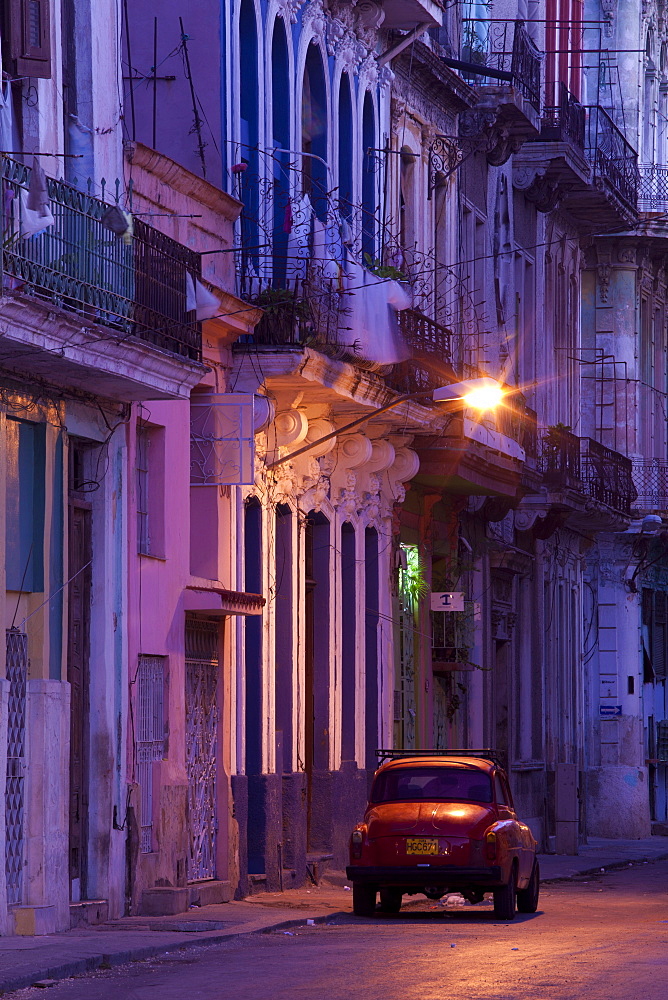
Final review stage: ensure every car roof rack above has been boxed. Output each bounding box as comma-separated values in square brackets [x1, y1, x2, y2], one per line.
[375, 748, 507, 769]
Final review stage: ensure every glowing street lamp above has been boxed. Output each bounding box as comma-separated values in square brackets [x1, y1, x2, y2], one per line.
[433, 377, 506, 410]
[266, 376, 505, 470]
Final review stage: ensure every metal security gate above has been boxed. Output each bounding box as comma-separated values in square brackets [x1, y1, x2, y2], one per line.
[5, 629, 27, 906]
[185, 619, 219, 881]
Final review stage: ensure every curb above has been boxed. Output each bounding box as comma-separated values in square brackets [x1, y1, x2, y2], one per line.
[0, 913, 336, 995]
[539, 851, 668, 883]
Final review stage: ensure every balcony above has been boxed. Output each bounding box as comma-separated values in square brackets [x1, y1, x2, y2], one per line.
[580, 438, 636, 517]
[516, 96, 638, 226]
[1, 157, 202, 363]
[638, 165, 668, 214]
[584, 107, 639, 223]
[454, 20, 542, 156]
[385, 308, 456, 393]
[630, 460, 668, 513]
[539, 424, 582, 489]
[539, 84, 586, 148]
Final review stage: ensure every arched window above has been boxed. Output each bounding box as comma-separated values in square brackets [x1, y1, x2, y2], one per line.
[239, 0, 260, 270]
[272, 17, 291, 285]
[338, 74, 354, 221]
[361, 92, 376, 261]
[302, 44, 328, 220]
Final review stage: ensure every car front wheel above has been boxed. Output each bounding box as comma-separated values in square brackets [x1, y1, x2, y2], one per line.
[516, 860, 540, 913]
[493, 869, 517, 921]
[353, 883, 377, 917]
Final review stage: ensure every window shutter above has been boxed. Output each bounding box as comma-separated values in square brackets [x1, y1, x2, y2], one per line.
[653, 591, 667, 679]
[7, 0, 51, 79]
[642, 588, 653, 626]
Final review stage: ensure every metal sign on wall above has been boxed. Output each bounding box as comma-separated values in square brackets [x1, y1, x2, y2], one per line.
[430, 592, 465, 612]
[190, 393, 255, 486]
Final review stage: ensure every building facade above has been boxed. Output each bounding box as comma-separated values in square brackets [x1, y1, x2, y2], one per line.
[4, 0, 668, 938]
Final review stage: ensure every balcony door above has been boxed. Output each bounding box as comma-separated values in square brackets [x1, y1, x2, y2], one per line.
[68, 443, 92, 902]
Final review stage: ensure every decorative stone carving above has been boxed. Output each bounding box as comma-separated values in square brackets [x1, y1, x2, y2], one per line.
[390, 97, 407, 134]
[275, 0, 305, 24]
[390, 446, 420, 482]
[302, 0, 328, 43]
[272, 409, 309, 447]
[367, 439, 396, 473]
[302, 417, 337, 458]
[336, 470, 359, 517]
[338, 433, 374, 469]
[512, 165, 562, 213]
[617, 247, 636, 265]
[597, 262, 612, 303]
[356, 1, 385, 31]
[601, 0, 616, 37]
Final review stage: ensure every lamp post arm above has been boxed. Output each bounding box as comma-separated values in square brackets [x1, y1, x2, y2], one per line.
[265, 390, 433, 470]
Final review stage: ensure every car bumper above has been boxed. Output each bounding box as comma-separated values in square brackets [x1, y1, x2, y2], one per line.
[346, 865, 503, 887]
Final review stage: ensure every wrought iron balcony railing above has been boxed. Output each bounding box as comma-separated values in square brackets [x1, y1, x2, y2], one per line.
[536, 82, 585, 149]
[1, 157, 202, 360]
[539, 425, 581, 486]
[234, 275, 345, 353]
[384, 308, 455, 394]
[584, 107, 639, 215]
[630, 460, 668, 511]
[497, 398, 537, 461]
[460, 19, 541, 111]
[539, 428, 636, 514]
[580, 438, 636, 515]
[638, 165, 668, 213]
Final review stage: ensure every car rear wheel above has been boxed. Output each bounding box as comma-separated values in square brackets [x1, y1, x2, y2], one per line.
[353, 883, 377, 917]
[493, 868, 517, 921]
[516, 860, 540, 913]
[379, 888, 402, 913]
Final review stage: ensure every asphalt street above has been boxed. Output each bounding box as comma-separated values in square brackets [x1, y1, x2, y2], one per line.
[5, 860, 668, 1000]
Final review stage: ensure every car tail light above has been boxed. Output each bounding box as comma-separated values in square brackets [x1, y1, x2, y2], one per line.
[351, 830, 364, 859]
[485, 830, 497, 861]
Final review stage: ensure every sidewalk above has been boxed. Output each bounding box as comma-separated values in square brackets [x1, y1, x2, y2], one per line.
[2, 836, 668, 995]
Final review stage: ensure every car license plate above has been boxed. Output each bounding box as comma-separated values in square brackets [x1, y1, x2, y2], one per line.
[406, 837, 439, 855]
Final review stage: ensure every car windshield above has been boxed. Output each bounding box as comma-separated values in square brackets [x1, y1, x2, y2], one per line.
[371, 766, 493, 804]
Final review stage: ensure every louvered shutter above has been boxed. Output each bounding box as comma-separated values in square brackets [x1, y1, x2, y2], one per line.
[6, 0, 51, 79]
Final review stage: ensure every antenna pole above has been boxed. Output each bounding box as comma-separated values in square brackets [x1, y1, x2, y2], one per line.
[179, 17, 207, 178]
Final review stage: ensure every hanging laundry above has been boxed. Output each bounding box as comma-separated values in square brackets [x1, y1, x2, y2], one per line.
[186, 272, 220, 320]
[19, 188, 54, 238]
[26, 157, 50, 215]
[101, 204, 132, 238]
[312, 210, 344, 281]
[0, 81, 15, 155]
[344, 260, 412, 365]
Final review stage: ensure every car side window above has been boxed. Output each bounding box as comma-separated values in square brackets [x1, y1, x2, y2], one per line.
[494, 774, 507, 805]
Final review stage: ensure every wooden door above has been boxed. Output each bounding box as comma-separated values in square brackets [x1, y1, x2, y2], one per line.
[68, 498, 91, 901]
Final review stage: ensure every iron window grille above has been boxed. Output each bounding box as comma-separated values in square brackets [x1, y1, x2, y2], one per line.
[136, 655, 166, 854]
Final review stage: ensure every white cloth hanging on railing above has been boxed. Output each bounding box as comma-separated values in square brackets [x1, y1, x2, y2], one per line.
[344, 260, 412, 365]
[18, 188, 54, 238]
[27, 157, 49, 215]
[186, 272, 220, 320]
[312, 210, 345, 281]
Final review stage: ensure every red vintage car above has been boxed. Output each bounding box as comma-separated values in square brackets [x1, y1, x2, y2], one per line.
[346, 750, 539, 920]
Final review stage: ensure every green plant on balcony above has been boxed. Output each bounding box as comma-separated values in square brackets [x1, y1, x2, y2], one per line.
[251, 286, 312, 345]
[363, 253, 406, 282]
